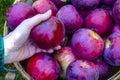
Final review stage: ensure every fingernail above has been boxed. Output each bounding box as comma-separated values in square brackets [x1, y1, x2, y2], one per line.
[44, 9, 52, 15]
[48, 49, 53, 53]
[54, 45, 61, 50]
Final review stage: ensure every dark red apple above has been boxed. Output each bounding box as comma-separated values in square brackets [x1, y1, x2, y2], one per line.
[50, 0, 70, 7]
[94, 57, 111, 79]
[112, 24, 120, 33]
[71, 28, 104, 60]
[56, 5, 83, 34]
[6, 2, 35, 30]
[71, 0, 100, 18]
[71, 0, 100, 10]
[32, 0, 58, 16]
[66, 60, 99, 80]
[102, 0, 116, 6]
[85, 9, 113, 37]
[54, 47, 77, 79]
[104, 32, 120, 66]
[113, 0, 120, 26]
[31, 16, 65, 50]
[26, 53, 60, 80]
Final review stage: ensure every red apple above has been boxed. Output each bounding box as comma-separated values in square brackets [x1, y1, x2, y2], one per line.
[71, 28, 104, 60]
[85, 9, 113, 37]
[104, 32, 120, 66]
[66, 60, 99, 80]
[71, 0, 100, 10]
[31, 16, 65, 50]
[71, 0, 100, 19]
[56, 5, 83, 34]
[54, 47, 77, 79]
[112, 0, 120, 26]
[32, 0, 58, 16]
[26, 53, 60, 80]
[6, 2, 35, 30]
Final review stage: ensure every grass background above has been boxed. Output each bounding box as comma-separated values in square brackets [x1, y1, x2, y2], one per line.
[0, 0, 25, 79]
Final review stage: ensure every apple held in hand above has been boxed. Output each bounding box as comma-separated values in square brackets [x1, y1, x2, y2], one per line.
[31, 16, 65, 50]
[26, 53, 60, 80]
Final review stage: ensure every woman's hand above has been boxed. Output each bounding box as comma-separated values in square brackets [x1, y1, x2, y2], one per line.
[4, 10, 52, 64]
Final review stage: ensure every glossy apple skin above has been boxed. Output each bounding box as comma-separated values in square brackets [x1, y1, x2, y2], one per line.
[112, 24, 120, 33]
[94, 57, 111, 79]
[56, 5, 83, 34]
[6, 2, 35, 30]
[50, 0, 70, 7]
[71, 0, 100, 19]
[71, 29, 104, 60]
[66, 60, 99, 80]
[113, 0, 120, 26]
[85, 9, 113, 37]
[102, 0, 116, 6]
[32, 0, 58, 16]
[54, 47, 77, 79]
[31, 16, 65, 50]
[26, 53, 60, 80]
[71, 0, 100, 10]
[104, 32, 120, 66]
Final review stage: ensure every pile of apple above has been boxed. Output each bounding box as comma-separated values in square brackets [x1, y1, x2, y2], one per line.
[6, 0, 120, 80]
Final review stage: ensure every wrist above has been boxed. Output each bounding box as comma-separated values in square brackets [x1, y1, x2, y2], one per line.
[0, 36, 4, 72]
[3, 32, 20, 55]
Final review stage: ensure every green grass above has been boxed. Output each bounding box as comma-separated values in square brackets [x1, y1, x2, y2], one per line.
[0, 0, 14, 35]
[0, 0, 25, 79]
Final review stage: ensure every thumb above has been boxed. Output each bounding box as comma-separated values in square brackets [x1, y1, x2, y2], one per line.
[25, 9, 52, 28]
[15, 9, 52, 31]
